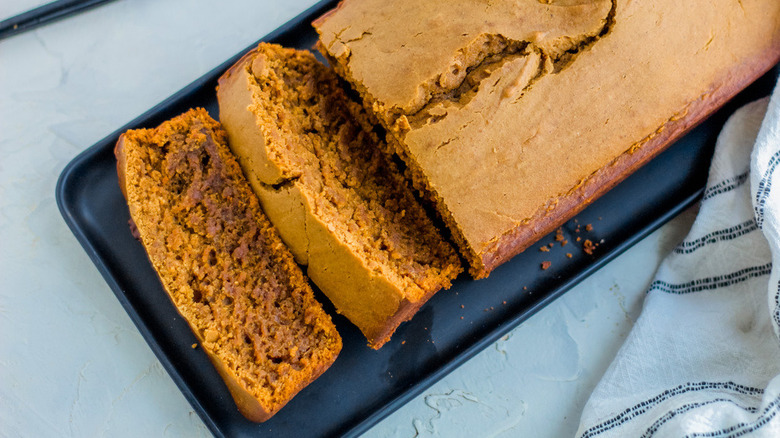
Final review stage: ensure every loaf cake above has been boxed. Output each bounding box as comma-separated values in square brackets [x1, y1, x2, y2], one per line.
[315, 0, 780, 278]
[217, 44, 462, 349]
[114, 108, 341, 422]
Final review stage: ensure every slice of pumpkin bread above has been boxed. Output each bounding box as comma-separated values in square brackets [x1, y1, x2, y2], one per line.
[217, 44, 462, 349]
[115, 108, 341, 422]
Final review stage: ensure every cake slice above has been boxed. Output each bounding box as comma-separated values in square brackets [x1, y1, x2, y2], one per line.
[114, 108, 341, 422]
[217, 44, 462, 349]
[315, 0, 780, 278]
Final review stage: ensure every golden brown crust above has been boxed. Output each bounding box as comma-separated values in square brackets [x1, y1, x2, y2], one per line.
[115, 136, 129, 200]
[310, 0, 343, 29]
[114, 108, 341, 421]
[478, 51, 780, 276]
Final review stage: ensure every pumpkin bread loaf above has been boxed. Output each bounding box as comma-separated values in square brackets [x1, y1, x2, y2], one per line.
[315, 0, 780, 277]
[217, 44, 462, 349]
[114, 108, 341, 422]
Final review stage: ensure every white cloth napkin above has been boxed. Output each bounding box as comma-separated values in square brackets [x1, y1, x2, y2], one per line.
[576, 82, 780, 438]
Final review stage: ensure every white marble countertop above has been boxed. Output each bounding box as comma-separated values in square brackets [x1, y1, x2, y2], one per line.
[0, 1, 698, 436]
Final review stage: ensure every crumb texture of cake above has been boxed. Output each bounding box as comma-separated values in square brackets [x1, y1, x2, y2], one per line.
[315, 0, 780, 277]
[114, 108, 341, 422]
[217, 43, 462, 349]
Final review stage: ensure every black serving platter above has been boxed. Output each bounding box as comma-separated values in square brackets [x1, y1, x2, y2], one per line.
[56, 1, 779, 436]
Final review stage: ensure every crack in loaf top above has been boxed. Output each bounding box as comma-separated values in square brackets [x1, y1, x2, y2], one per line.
[316, 0, 780, 275]
[315, 0, 613, 118]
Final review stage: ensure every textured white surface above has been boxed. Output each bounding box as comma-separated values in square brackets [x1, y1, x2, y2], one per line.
[0, 1, 696, 436]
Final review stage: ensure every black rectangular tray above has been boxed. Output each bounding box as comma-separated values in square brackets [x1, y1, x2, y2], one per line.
[55, 2, 780, 436]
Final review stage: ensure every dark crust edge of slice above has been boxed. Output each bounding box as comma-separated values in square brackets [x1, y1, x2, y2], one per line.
[366, 286, 439, 349]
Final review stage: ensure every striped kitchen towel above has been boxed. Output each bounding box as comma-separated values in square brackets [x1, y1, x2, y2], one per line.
[577, 83, 780, 437]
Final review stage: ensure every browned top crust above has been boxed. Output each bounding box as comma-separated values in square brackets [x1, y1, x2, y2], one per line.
[316, 0, 780, 277]
[115, 108, 341, 421]
[315, 0, 613, 119]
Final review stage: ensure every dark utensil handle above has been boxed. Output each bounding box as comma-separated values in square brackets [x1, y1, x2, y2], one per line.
[0, 0, 117, 40]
